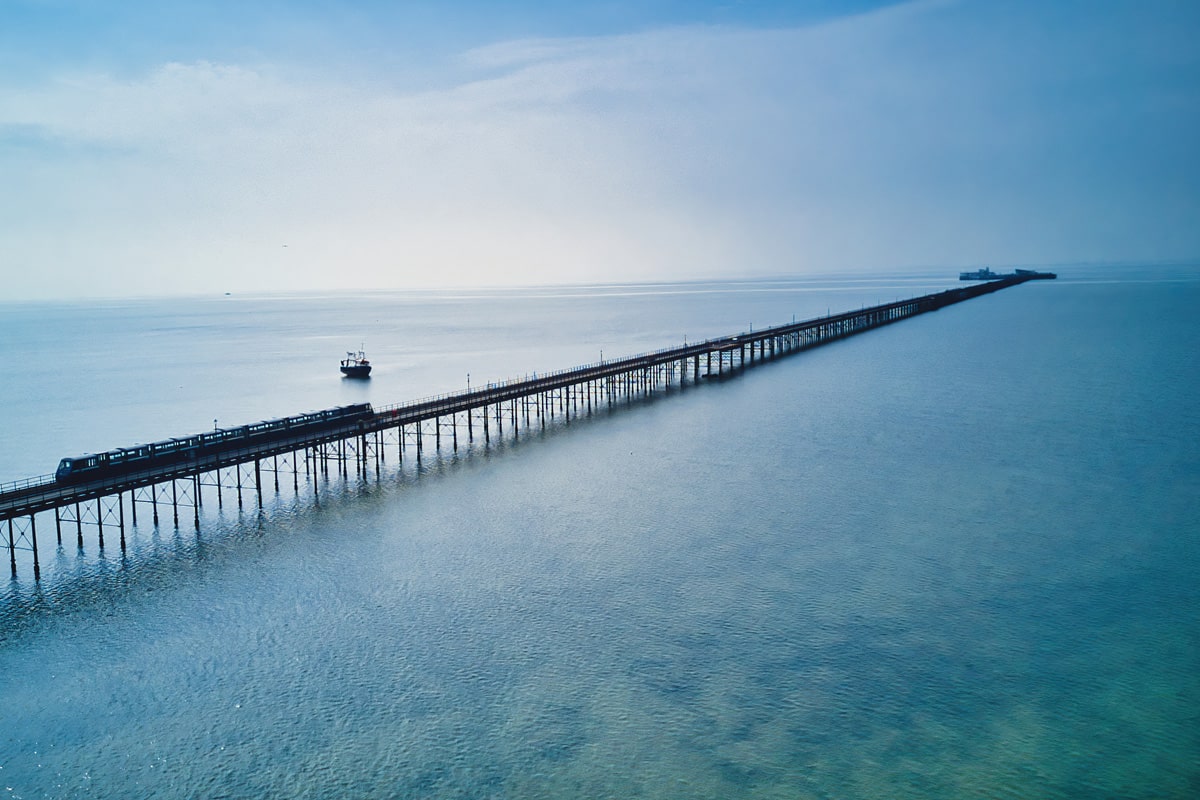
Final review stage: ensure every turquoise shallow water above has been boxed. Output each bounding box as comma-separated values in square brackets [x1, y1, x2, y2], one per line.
[1, 269, 1198, 798]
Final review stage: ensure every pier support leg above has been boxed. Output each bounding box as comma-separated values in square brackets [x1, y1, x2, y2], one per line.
[30, 515, 39, 580]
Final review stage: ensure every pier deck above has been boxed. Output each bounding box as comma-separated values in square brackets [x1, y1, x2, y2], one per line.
[2, 274, 1048, 579]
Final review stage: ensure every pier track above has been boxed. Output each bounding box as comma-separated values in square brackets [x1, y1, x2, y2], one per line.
[1, 273, 1051, 580]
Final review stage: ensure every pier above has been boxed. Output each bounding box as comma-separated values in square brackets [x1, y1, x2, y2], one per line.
[2, 274, 1050, 579]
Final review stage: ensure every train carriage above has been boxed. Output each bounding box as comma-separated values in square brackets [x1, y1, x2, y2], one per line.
[54, 403, 373, 483]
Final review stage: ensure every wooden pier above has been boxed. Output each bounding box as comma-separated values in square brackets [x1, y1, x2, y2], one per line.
[1, 274, 1050, 580]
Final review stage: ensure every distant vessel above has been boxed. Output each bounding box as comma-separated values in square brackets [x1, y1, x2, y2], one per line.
[340, 350, 372, 378]
[960, 267, 1057, 281]
[959, 267, 1002, 281]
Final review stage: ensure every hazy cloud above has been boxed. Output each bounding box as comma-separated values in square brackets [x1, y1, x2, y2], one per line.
[1, 0, 1196, 299]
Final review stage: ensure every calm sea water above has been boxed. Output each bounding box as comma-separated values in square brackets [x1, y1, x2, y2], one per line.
[1, 269, 1197, 799]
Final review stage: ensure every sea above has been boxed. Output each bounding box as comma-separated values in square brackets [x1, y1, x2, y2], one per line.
[0, 267, 1197, 799]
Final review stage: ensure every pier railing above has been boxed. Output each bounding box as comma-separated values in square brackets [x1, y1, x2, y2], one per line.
[0, 474, 56, 497]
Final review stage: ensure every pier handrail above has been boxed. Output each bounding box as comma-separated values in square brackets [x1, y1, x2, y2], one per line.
[0, 474, 57, 496]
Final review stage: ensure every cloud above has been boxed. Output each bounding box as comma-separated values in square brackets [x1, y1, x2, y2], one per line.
[1, 0, 1197, 299]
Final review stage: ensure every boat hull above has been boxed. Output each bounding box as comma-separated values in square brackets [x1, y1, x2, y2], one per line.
[340, 365, 372, 378]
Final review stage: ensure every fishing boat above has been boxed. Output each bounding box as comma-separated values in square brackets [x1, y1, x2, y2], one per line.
[340, 350, 372, 378]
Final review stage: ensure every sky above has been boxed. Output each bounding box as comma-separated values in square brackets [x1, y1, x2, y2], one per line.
[1, 0, 1198, 299]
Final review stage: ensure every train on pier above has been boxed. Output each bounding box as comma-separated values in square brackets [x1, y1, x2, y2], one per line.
[54, 404, 375, 483]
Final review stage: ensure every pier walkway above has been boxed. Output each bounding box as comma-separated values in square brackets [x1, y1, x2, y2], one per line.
[2, 274, 1050, 579]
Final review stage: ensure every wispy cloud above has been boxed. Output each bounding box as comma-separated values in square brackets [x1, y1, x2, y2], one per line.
[1, 0, 1196, 299]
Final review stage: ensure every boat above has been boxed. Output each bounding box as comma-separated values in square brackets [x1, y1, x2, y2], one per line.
[340, 350, 372, 378]
[959, 267, 1002, 281]
[960, 267, 1057, 281]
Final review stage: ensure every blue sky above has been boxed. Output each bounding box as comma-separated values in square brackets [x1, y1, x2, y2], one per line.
[1, 0, 1197, 299]
[0, 1, 893, 74]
